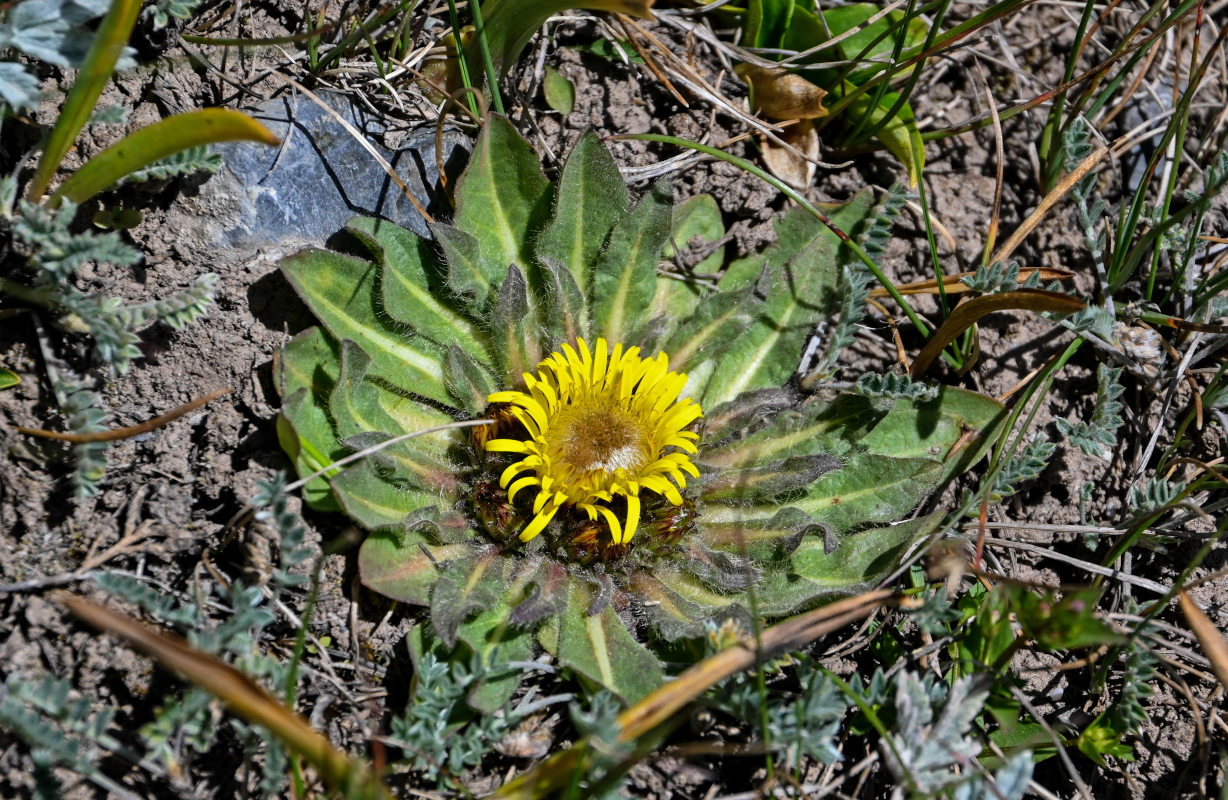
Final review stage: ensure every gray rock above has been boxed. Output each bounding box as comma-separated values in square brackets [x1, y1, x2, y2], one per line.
[194, 92, 470, 253]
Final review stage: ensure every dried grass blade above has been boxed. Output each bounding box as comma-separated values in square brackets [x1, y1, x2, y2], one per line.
[1178, 590, 1228, 692]
[61, 594, 394, 800]
[910, 290, 1086, 378]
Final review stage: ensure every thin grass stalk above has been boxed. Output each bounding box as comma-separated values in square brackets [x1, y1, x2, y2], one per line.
[860, 0, 953, 144]
[1067, 0, 1194, 124]
[1110, 21, 1228, 293]
[956, 339, 1084, 527]
[818, 0, 1033, 129]
[1145, 9, 1201, 303]
[446, 0, 482, 119]
[921, 0, 1199, 141]
[840, 0, 920, 145]
[469, 0, 506, 114]
[1039, 0, 1099, 188]
[25, 0, 142, 201]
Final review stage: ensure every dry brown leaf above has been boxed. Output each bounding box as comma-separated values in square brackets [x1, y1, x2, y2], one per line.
[761, 119, 819, 189]
[735, 63, 829, 120]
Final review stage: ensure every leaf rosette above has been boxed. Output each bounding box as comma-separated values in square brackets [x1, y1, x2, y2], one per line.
[276, 116, 1002, 704]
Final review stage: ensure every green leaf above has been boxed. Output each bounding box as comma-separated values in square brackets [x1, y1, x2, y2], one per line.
[331, 339, 459, 493]
[537, 130, 629, 317]
[704, 452, 941, 534]
[815, 4, 929, 83]
[790, 513, 938, 588]
[50, 109, 279, 207]
[542, 65, 575, 114]
[701, 453, 842, 504]
[653, 193, 727, 321]
[472, 0, 654, 80]
[343, 217, 489, 363]
[744, 0, 796, 48]
[539, 255, 587, 350]
[454, 561, 539, 713]
[853, 87, 924, 188]
[663, 281, 760, 376]
[860, 385, 1005, 485]
[797, 453, 941, 532]
[702, 393, 886, 469]
[444, 344, 498, 415]
[332, 459, 438, 530]
[626, 568, 750, 640]
[433, 223, 492, 305]
[280, 248, 450, 405]
[637, 562, 809, 621]
[275, 327, 343, 510]
[702, 194, 876, 406]
[0, 368, 20, 389]
[695, 506, 815, 562]
[359, 527, 475, 606]
[447, 114, 551, 307]
[592, 180, 673, 346]
[555, 580, 663, 703]
[431, 547, 505, 649]
[490, 265, 541, 384]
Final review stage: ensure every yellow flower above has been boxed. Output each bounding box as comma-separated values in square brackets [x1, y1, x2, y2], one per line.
[484, 337, 703, 545]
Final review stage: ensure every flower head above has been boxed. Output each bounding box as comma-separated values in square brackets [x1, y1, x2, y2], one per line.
[483, 337, 702, 545]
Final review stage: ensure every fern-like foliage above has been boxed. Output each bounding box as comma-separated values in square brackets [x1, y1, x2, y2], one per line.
[13, 200, 141, 285]
[55, 376, 110, 497]
[4, 199, 218, 493]
[386, 652, 517, 785]
[985, 435, 1055, 504]
[9, 199, 218, 373]
[0, 674, 126, 800]
[714, 658, 848, 769]
[148, 0, 207, 28]
[962, 261, 1041, 294]
[1064, 119, 1108, 265]
[111, 273, 219, 331]
[1063, 304, 1116, 340]
[124, 145, 223, 184]
[1128, 477, 1185, 515]
[856, 371, 939, 401]
[881, 671, 991, 794]
[1106, 634, 1156, 736]
[251, 473, 315, 590]
[1056, 364, 1124, 459]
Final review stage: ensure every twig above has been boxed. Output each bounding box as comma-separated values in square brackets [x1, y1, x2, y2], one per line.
[14, 388, 231, 443]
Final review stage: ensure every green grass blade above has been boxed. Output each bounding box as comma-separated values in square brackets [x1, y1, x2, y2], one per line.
[49, 109, 280, 208]
[25, 0, 143, 202]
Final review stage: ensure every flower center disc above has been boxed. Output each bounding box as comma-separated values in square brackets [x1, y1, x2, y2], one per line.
[555, 402, 648, 475]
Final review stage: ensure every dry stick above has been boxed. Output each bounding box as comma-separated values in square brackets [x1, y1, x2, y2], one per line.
[980, 536, 1172, 595]
[15, 387, 232, 443]
[990, 140, 1108, 266]
[266, 71, 434, 225]
[618, 15, 688, 106]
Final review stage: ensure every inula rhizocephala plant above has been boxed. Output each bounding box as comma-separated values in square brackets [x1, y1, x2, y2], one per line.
[275, 116, 1003, 705]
